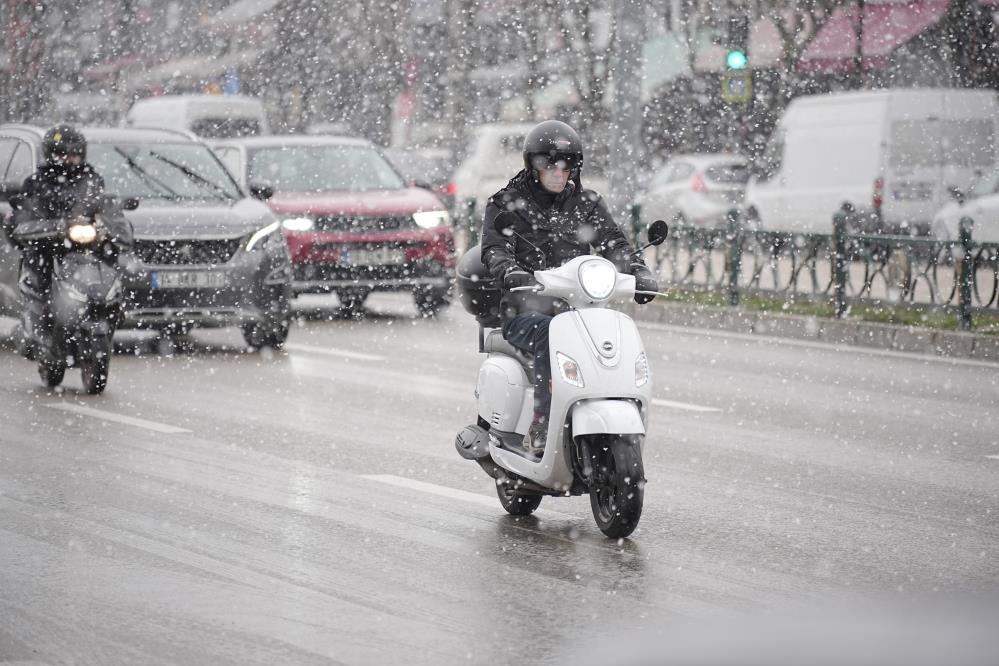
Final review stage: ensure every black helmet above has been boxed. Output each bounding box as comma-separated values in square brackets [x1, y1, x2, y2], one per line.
[522, 120, 583, 173]
[43, 124, 87, 164]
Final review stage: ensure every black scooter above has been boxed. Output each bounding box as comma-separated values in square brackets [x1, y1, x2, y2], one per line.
[9, 197, 134, 394]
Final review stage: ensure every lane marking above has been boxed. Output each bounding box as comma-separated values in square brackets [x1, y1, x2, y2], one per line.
[45, 403, 190, 434]
[284, 343, 386, 362]
[652, 398, 721, 413]
[361, 474, 572, 518]
[638, 320, 999, 369]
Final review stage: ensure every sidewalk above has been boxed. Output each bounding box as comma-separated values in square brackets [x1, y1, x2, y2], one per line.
[625, 301, 999, 363]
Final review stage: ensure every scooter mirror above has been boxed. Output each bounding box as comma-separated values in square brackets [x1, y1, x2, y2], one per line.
[123, 197, 140, 211]
[647, 220, 669, 246]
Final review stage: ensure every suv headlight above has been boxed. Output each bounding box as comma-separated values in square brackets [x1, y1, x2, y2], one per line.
[281, 215, 314, 231]
[578, 258, 616, 301]
[412, 210, 449, 229]
[246, 222, 281, 251]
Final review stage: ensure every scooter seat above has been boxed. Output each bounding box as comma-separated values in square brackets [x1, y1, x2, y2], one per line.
[482, 328, 534, 372]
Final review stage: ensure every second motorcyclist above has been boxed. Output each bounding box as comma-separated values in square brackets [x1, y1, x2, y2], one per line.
[480, 120, 659, 455]
[12, 125, 106, 359]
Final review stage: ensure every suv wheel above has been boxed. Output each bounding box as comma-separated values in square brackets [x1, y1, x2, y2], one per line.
[244, 289, 291, 349]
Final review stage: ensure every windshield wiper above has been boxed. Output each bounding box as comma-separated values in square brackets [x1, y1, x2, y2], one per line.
[113, 147, 182, 199]
[147, 151, 234, 201]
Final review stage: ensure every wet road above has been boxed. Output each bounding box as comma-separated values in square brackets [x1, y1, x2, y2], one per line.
[1, 294, 998, 665]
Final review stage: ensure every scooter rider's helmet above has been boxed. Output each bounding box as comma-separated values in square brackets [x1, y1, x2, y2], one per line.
[522, 120, 583, 176]
[43, 124, 87, 166]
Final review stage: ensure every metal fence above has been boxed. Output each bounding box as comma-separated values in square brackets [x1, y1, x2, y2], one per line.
[641, 207, 999, 331]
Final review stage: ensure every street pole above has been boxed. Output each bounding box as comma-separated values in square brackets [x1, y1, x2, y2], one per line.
[854, 0, 865, 89]
[608, 0, 646, 231]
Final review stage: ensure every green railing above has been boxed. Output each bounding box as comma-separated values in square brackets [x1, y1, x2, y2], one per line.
[643, 206, 999, 331]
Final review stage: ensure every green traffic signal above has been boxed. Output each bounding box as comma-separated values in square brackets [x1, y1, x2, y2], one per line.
[726, 50, 747, 70]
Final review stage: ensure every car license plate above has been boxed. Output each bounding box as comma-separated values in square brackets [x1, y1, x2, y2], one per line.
[345, 247, 406, 266]
[152, 270, 229, 289]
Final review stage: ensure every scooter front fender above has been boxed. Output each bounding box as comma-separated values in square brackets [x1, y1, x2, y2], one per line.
[571, 399, 645, 436]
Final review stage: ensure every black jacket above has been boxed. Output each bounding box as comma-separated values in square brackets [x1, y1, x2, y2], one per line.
[11, 163, 107, 252]
[480, 169, 651, 319]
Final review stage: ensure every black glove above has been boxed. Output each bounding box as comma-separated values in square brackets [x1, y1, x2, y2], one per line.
[503, 268, 539, 291]
[633, 269, 658, 304]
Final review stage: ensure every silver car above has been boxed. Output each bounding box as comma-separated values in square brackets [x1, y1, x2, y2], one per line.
[636, 154, 749, 228]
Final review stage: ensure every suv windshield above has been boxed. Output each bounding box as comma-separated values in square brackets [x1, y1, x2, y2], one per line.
[248, 145, 405, 192]
[89, 142, 241, 201]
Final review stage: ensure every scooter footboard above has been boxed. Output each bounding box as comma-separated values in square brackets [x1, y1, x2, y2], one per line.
[571, 399, 645, 436]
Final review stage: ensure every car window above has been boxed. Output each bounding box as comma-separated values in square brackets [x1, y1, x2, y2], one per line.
[6, 142, 35, 184]
[670, 163, 695, 182]
[943, 120, 994, 168]
[0, 138, 17, 182]
[705, 163, 749, 185]
[969, 167, 999, 197]
[499, 134, 524, 153]
[248, 145, 406, 192]
[213, 146, 243, 180]
[890, 119, 994, 168]
[88, 142, 242, 201]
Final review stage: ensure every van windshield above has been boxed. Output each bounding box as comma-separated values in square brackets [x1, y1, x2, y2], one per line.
[190, 117, 262, 139]
[89, 142, 241, 201]
[890, 120, 994, 168]
[248, 145, 406, 192]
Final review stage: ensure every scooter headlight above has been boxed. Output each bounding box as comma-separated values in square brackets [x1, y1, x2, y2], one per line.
[412, 210, 450, 229]
[578, 259, 616, 301]
[556, 351, 584, 388]
[68, 223, 98, 244]
[635, 352, 650, 387]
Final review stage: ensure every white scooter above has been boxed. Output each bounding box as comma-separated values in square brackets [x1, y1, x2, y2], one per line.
[455, 220, 669, 538]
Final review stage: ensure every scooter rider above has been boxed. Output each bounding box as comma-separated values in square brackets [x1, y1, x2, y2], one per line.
[14, 125, 105, 358]
[480, 120, 658, 454]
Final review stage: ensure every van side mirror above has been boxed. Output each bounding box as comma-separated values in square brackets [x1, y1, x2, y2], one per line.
[948, 186, 965, 205]
[647, 219, 669, 246]
[249, 183, 274, 201]
[411, 179, 432, 190]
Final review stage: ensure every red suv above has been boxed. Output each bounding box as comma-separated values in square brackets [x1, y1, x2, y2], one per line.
[213, 136, 454, 315]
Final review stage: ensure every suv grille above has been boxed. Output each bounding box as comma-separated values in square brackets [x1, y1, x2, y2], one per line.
[133, 238, 243, 265]
[313, 215, 415, 232]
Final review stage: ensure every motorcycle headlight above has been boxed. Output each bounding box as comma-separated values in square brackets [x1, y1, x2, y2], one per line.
[246, 222, 281, 251]
[578, 258, 616, 301]
[281, 215, 314, 231]
[412, 210, 450, 229]
[635, 352, 650, 387]
[556, 351, 584, 388]
[68, 223, 98, 244]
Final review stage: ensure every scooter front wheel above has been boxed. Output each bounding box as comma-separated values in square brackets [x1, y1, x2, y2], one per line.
[496, 479, 542, 516]
[38, 357, 66, 389]
[589, 436, 645, 538]
[80, 355, 109, 395]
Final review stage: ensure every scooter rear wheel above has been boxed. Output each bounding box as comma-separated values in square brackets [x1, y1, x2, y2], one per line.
[589, 436, 645, 538]
[496, 480, 543, 516]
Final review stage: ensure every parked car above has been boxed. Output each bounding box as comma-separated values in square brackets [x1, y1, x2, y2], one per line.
[931, 166, 999, 243]
[0, 124, 292, 348]
[745, 89, 999, 235]
[452, 122, 535, 215]
[384, 147, 456, 212]
[636, 153, 749, 227]
[124, 94, 270, 139]
[211, 136, 455, 316]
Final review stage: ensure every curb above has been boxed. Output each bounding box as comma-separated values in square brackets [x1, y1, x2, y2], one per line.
[625, 301, 999, 363]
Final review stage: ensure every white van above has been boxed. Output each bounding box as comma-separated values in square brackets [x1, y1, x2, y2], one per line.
[452, 122, 535, 215]
[744, 89, 999, 235]
[124, 94, 270, 139]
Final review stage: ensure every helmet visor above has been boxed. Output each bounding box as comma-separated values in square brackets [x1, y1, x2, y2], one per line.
[530, 152, 582, 172]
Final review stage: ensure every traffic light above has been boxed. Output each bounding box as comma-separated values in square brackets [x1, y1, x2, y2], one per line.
[725, 15, 749, 71]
